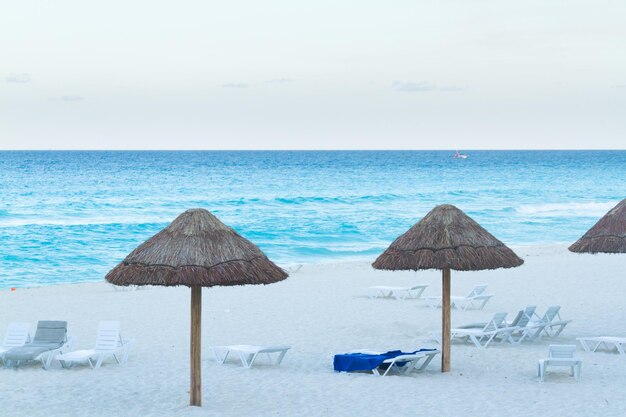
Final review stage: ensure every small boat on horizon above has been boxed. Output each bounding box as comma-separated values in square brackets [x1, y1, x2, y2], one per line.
[453, 150, 468, 159]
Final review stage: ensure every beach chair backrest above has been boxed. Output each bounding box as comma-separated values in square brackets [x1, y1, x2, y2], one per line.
[468, 285, 487, 298]
[95, 321, 121, 351]
[2, 322, 31, 348]
[548, 344, 576, 359]
[523, 306, 537, 321]
[33, 321, 67, 344]
[541, 306, 561, 323]
[484, 312, 507, 332]
[514, 306, 536, 328]
[510, 310, 524, 327]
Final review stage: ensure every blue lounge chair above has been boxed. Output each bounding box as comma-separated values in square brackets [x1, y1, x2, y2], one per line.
[334, 349, 440, 376]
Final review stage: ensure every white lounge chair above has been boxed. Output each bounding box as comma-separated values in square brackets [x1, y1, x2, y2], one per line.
[211, 345, 291, 368]
[577, 336, 626, 356]
[0, 322, 31, 364]
[3, 321, 72, 369]
[432, 312, 516, 348]
[529, 306, 571, 339]
[453, 306, 540, 345]
[367, 284, 429, 300]
[425, 284, 493, 310]
[537, 344, 581, 382]
[55, 321, 132, 369]
[345, 349, 440, 376]
[507, 306, 551, 344]
[506, 306, 536, 326]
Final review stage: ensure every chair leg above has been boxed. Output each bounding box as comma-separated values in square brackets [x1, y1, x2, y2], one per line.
[530, 327, 544, 341]
[238, 352, 251, 368]
[218, 350, 230, 364]
[578, 340, 592, 352]
[418, 353, 436, 371]
[276, 350, 288, 365]
[402, 359, 420, 375]
[470, 335, 488, 349]
[380, 364, 392, 377]
[246, 352, 259, 368]
[43, 351, 55, 370]
[482, 334, 497, 348]
[552, 324, 567, 337]
[122, 343, 131, 363]
[94, 354, 105, 369]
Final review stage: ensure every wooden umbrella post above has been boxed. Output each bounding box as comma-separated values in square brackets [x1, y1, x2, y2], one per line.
[441, 268, 451, 372]
[190, 286, 202, 406]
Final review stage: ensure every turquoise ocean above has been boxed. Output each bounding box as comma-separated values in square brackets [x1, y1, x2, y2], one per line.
[0, 150, 624, 288]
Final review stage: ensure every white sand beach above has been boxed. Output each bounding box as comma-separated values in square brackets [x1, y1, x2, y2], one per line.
[1, 245, 625, 417]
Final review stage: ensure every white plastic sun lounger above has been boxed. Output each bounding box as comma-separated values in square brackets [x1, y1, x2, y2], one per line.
[432, 313, 517, 348]
[55, 321, 132, 369]
[425, 285, 493, 310]
[537, 345, 581, 382]
[507, 306, 551, 344]
[452, 306, 540, 345]
[577, 337, 626, 356]
[3, 321, 72, 369]
[0, 322, 31, 364]
[367, 284, 429, 300]
[506, 306, 536, 326]
[0, 322, 31, 353]
[211, 345, 291, 368]
[346, 349, 441, 376]
[529, 306, 572, 339]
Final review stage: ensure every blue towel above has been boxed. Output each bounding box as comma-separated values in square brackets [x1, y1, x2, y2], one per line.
[333, 349, 436, 372]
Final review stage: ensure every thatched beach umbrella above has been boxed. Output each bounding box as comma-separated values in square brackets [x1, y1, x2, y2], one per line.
[105, 209, 287, 407]
[569, 199, 626, 254]
[372, 204, 523, 372]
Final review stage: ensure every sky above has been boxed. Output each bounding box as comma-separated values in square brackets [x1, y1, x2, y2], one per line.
[1, 0, 625, 150]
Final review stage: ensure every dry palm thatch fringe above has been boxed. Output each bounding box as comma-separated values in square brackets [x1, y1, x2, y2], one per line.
[106, 208, 288, 287]
[569, 198, 626, 254]
[373, 204, 523, 271]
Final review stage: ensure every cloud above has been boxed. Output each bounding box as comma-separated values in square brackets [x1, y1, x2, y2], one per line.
[222, 82, 249, 89]
[392, 81, 463, 93]
[612, 84, 626, 89]
[50, 95, 85, 102]
[265, 78, 292, 84]
[5, 73, 31, 83]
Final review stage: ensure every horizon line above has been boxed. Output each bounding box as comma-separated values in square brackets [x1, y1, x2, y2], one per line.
[1, 148, 625, 152]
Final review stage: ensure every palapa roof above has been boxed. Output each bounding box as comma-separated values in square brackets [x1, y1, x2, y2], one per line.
[106, 209, 288, 287]
[372, 204, 524, 271]
[569, 199, 626, 254]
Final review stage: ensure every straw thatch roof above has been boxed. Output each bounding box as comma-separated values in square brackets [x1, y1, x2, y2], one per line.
[569, 199, 626, 254]
[106, 209, 288, 287]
[372, 204, 524, 271]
